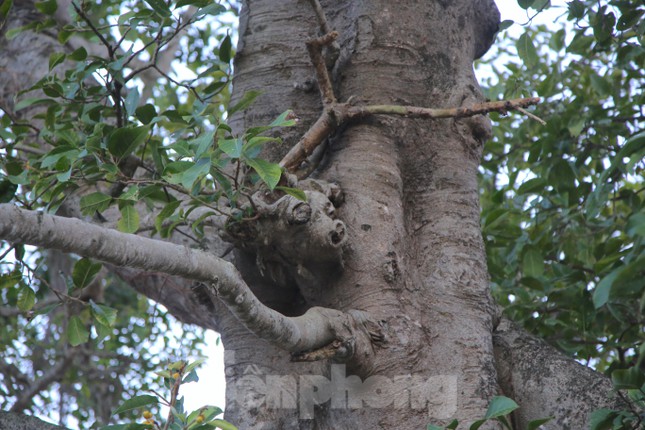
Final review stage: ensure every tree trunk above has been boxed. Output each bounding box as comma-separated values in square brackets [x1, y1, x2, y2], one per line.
[220, 1, 626, 428]
[0, 1, 630, 429]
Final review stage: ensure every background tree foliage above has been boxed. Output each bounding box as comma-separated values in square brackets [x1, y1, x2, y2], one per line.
[0, 0, 643, 428]
[480, 0, 644, 371]
[478, 1, 645, 426]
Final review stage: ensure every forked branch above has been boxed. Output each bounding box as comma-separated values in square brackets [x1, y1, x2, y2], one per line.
[280, 30, 543, 173]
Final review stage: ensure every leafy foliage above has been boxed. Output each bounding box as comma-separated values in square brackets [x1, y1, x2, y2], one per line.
[478, 0, 644, 425]
[427, 396, 552, 430]
[0, 0, 271, 427]
[100, 359, 235, 430]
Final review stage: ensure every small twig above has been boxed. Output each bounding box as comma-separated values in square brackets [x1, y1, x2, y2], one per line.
[0, 245, 14, 261]
[308, 0, 333, 34]
[71, 2, 114, 58]
[307, 0, 340, 69]
[306, 32, 339, 105]
[516, 106, 546, 125]
[347, 97, 541, 120]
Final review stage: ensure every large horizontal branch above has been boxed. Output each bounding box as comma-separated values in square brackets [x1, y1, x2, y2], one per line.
[494, 319, 631, 428]
[0, 204, 360, 355]
[280, 97, 541, 171]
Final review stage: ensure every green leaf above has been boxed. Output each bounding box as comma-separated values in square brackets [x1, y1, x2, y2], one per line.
[80, 192, 113, 215]
[0, 0, 13, 22]
[218, 138, 243, 158]
[469, 418, 487, 430]
[48, 52, 66, 71]
[593, 256, 645, 308]
[517, 32, 539, 69]
[0, 270, 22, 290]
[144, 0, 171, 17]
[517, 177, 546, 195]
[527, 417, 554, 430]
[90, 301, 118, 327]
[210, 419, 238, 430]
[17, 285, 36, 311]
[35, 0, 57, 15]
[117, 204, 140, 233]
[498, 20, 514, 31]
[522, 247, 544, 278]
[276, 186, 307, 201]
[67, 315, 90, 346]
[243, 136, 281, 158]
[219, 34, 232, 63]
[183, 369, 199, 383]
[626, 212, 645, 238]
[588, 409, 617, 430]
[94, 320, 112, 342]
[269, 110, 297, 127]
[518, 0, 534, 9]
[167, 158, 211, 190]
[13, 97, 55, 111]
[245, 158, 282, 190]
[69, 46, 88, 61]
[155, 200, 182, 233]
[567, 0, 585, 19]
[124, 87, 141, 117]
[589, 73, 612, 98]
[484, 396, 519, 419]
[228, 90, 261, 116]
[193, 3, 226, 17]
[611, 367, 645, 390]
[41, 146, 80, 168]
[444, 419, 459, 429]
[567, 117, 585, 137]
[119, 185, 140, 201]
[176, 0, 212, 6]
[107, 125, 150, 160]
[135, 104, 157, 125]
[112, 394, 158, 416]
[0, 179, 18, 203]
[190, 130, 215, 158]
[72, 258, 102, 290]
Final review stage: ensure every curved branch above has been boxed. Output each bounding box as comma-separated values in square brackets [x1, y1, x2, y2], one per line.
[0, 204, 364, 355]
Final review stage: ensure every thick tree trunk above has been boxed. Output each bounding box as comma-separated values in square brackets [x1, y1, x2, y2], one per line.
[221, 0, 500, 428]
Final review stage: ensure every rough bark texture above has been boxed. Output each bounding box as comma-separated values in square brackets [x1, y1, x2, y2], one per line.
[220, 0, 501, 428]
[494, 319, 627, 429]
[0, 412, 67, 430]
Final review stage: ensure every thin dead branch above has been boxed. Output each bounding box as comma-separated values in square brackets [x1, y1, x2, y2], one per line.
[280, 31, 543, 173]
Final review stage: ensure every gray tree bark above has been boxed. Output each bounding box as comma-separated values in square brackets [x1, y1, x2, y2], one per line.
[0, 1, 630, 429]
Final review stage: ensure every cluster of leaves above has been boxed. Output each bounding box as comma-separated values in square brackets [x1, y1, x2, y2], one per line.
[427, 396, 552, 430]
[478, 0, 644, 427]
[102, 359, 235, 430]
[1, 0, 293, 235]
[0, 252, 206, 426]
[0, 0, 288, 427]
